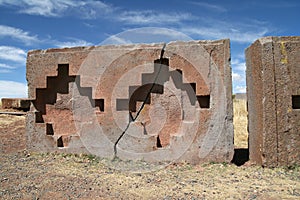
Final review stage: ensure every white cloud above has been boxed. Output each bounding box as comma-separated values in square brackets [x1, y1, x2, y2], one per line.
[181, 17, 270, 43]
[134, 28, 192, 40]
[249, 1, 300, 8]
[183, 26, 268, 43]
[232, 72, 244, 82]
[232, 59, 246, 71]
[102, 35, 133, 45]
[54, 39, 93, 48]
[101, 27, 192, 45]
[83, 22, 95, 28]
[234, 86, 247, 93]
[0, 25, 38, 45]
[235, 53, 246, 60]
[117, 11, 193, 25]
[19, 0, 78, 17]
[0, 0, 113, 18]
[77, 1, 113, 19]
[231, 58, 247, 94]
[0, 80, 27, 98]
[0, 46, 26, 63]
[189, 2, 227, 12]
[0, 63, 17, 73]
[0, 63, 16, 69]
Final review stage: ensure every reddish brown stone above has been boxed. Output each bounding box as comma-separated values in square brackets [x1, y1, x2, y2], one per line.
[1, 98, 30, 111]
[246, 36, 300, 167]
[26, 40, 234, 164]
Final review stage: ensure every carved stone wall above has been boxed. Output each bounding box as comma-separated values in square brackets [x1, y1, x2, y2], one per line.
[246, 36, 300, 167]
[26, 40, 234, 164]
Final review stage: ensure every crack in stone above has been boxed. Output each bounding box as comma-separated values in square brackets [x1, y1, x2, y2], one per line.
[113, 43, 167, 159]
[271, 40, 279, 165]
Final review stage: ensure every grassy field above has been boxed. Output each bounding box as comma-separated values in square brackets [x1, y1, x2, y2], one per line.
[1, 152, 299, 199]
[233, 99, 248, 148]
[1, 99, 300, 199]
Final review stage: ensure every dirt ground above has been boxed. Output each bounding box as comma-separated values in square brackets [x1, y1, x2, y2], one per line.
[1, 102, 300, 199]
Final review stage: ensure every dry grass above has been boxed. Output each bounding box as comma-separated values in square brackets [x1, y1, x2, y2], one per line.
[1, 152, 299, 199]
[0, 114, 25, 126]
[0, 114, 26, 153]
[233, 99, 248, 148]
[1, 99, 300, 199]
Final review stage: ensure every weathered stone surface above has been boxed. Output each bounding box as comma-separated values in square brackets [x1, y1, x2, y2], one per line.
[26, 40, 234, 164]
[246, 36, 300, 167]
[1, 98, 30, 111]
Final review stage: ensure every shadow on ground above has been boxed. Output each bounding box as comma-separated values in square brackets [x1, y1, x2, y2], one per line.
[231, 148, 249, 166]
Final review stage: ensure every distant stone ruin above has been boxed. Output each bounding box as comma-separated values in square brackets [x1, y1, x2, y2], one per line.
[25, 40, 234, 164]
[246, 36, 300, 167]
[1, 98, 30, 111]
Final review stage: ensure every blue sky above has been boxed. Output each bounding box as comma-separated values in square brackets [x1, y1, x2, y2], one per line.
[0, 0, 299, 98]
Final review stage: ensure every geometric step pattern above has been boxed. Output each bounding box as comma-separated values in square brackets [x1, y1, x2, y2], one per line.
[116, 58, 210, 113]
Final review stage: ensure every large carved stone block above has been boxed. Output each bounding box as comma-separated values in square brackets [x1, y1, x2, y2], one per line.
[26, 40, 233, 164]
[246, 36, 300, 167]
